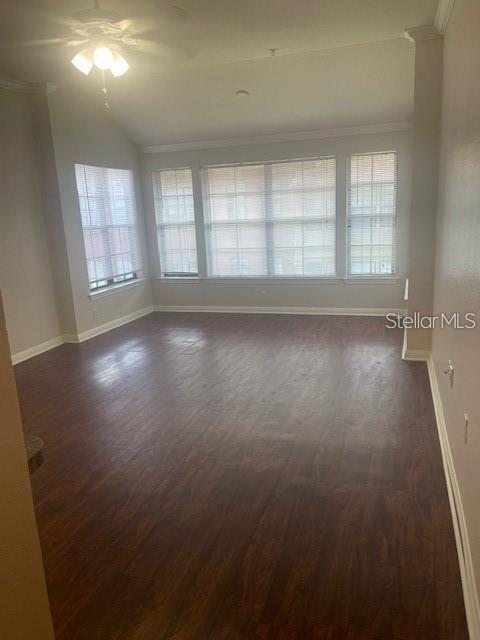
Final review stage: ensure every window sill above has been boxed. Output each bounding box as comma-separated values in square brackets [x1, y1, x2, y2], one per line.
[156, 276, 341, 284]
[204, 277, 341, 284]
[89, 278, 146, 300]
[155, 276, 400, 285]
[157, 276, 201, 282]
[343, 277, 399, 284]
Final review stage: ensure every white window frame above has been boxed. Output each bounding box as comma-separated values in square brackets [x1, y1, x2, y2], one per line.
[201, 157, 337, 279]
[346, 151, 398, 278]
[152, 167, 199, 277]
[75, 163, 143, 293]
[150, 151, 401, 285]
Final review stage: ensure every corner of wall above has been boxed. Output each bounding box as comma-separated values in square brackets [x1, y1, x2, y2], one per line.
[30, 86, 78, 337]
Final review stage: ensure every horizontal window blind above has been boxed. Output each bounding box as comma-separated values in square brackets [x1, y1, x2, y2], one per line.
[202, 164, 267, 276]
[152, 168, 198, 276]
[75, 164, 142, 291]
[270, 159, 336, 276]
[347, 152, 397, 276]
[202, 158, 336, 277]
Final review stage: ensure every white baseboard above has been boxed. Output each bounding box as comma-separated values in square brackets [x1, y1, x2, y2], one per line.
[401, 326, 431, 362]
[402, 348, 431, 361]
[13, 305, 398, 363]
[11, 335, 65, 365]
[153, 305, 406, 317]
[74, 306, 154, 343]
[11, 306, 154, 363]
[427, 356, 480, 640]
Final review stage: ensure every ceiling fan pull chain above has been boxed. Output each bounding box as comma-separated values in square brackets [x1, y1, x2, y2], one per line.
[101, 70, 110, 110]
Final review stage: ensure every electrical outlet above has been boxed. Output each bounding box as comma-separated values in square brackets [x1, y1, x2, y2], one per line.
[464, 413, 469, 444]
[444, 360, 454, 388]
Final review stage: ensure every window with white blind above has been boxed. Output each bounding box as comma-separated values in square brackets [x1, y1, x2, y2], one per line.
[347, 152, 397, 276]
[270, 159, 336, 276]
[152, 168, 198, 276]
[202, 158, 336, 277]
[202, 164, 267, 276]
[75, 164, 142, 291]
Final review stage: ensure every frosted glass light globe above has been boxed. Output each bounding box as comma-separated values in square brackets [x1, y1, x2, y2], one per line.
[93, 46, 114, 70]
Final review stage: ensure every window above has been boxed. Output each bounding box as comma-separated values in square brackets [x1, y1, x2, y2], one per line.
[270, 159, 336, 276]
[202, 164, 267, 276]
[75, 164, 142, 291]
[347, 152, 397, 276]
[152, 168, 198, 276]
[202, 158, 336, 277]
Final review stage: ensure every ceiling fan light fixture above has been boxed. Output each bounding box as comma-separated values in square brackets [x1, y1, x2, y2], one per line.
[93, 44, 114, 70]
[110, 52, 129, 77]
[71, 50, 93, 75]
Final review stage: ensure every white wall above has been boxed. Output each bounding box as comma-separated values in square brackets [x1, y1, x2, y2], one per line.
[141, 128, 412, 311]
[46, 84, 153, 335]
[432, 0, 480, 619]
[0, 89, 61, 354]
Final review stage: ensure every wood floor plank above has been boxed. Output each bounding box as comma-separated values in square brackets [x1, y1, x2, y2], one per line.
[14, 313, 468, 640]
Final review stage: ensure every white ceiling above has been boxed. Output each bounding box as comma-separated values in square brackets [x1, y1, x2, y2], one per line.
[0, 0, 439, 145]
[110, 39, 415, 147]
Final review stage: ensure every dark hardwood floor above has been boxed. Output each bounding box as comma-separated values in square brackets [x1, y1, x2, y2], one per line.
[14, 313, 468, 639]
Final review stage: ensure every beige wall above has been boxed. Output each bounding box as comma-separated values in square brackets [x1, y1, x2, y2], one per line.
[142, 129, 412, 311]
[0, 90, 61, 354]
[0, 84, 153, 356]
[47, 84, 152, 336]
[30, 89, 77, 338]
[405, 33, 443, 352]
[0, 294, 54, 639]
[432, 0, 480, 606]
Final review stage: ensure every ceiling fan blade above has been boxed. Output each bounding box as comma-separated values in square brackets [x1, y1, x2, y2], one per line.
[65, 39, 89, 48]
[0, 37, 70, 50]
[131, 38, 194, 59]
[116, 5, 188, 35]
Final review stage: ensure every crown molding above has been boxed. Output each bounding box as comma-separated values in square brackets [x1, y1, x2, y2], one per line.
[44, 82, 58, 94]
[140, 121, 412, 154]
[404, 24, 442, 42]
[0, 75, 33, 93]
[435, 0, 456, 34]
[0, 77, 57, 95]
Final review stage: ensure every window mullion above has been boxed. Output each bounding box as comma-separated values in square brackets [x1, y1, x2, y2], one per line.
[336, 155, 347, 279]
[104, 173, 117, 282]
[265, 165, 274, 276]
[192, 167, 207, 278]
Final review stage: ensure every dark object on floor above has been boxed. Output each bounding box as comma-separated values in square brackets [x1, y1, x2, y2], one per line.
[24, 433, 44, 473]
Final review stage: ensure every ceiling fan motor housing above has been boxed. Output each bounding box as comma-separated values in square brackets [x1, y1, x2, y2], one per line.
[70, 9, 136, 48]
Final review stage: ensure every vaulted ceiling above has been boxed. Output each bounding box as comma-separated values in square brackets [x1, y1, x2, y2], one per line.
[0, 0, 439, 145]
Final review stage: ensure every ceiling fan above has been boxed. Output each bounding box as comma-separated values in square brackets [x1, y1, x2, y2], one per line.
[2, 0, 192, 78]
